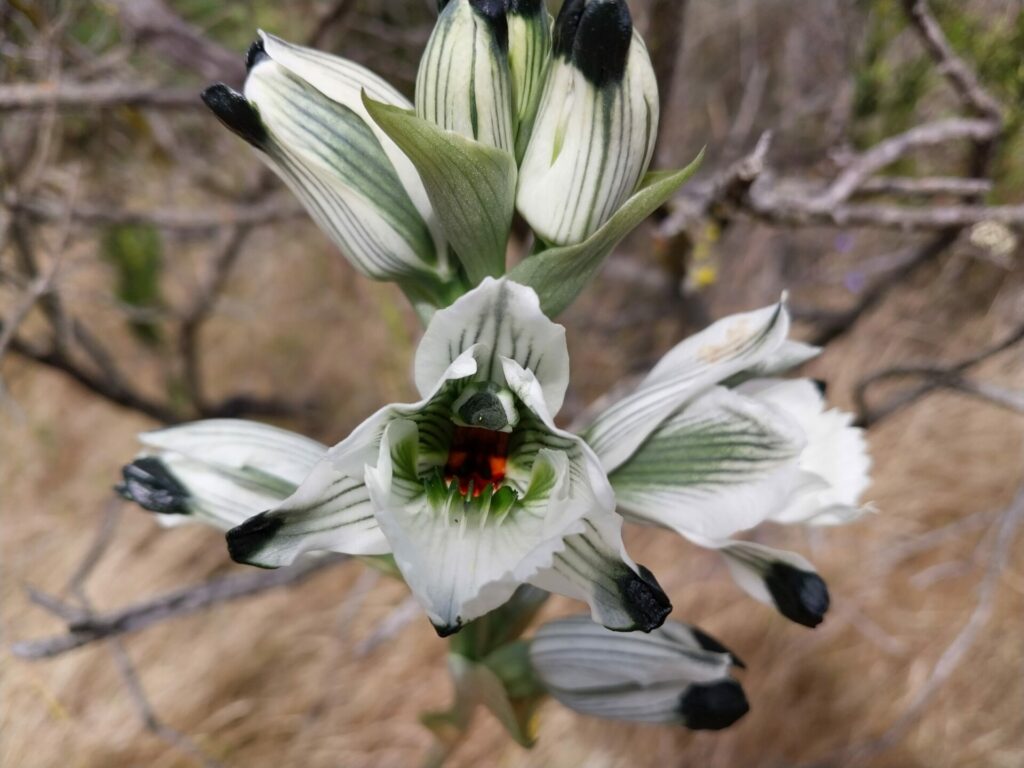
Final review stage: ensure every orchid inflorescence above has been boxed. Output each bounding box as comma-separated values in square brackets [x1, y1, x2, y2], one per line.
[117, 0, 871, 745]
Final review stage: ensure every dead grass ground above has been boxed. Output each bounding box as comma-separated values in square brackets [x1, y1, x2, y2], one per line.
[2, 214, 1023, 767]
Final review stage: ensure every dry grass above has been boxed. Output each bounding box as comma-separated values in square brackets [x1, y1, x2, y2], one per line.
[2, 215, 1023, 767]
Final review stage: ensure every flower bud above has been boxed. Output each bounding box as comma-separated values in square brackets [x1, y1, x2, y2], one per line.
[416, 0, 515, 153]
[530, 616, 748, 729]
[203, 33, 450, 289]
[507, 0, 553, 160]
[516, 0, 659, 246]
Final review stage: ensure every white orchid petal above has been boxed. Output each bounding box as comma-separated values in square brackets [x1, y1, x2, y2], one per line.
[737, 378, 872, 525]
[611, 385, 806, 540]
[530, 615, 748, 728]
[507, 0, 552, 160]
[256, 31, 440, 236]
[585, 301, 790, 473]
[416, 278, 570, 416]
[368, 420, 588, 634]
[226, 458, 389, 567]
[529, 512, 671, 632]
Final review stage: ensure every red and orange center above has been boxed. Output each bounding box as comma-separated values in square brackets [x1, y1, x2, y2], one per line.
[444, 426, 510, 497]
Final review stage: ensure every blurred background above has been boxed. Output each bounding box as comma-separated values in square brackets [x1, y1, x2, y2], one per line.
[2, 0, 1023, 766]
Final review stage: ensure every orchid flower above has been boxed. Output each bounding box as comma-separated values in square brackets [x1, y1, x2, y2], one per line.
[123, 279, 672, 637]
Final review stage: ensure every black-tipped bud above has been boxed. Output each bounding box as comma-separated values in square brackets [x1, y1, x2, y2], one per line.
[433, 619, 463, 637]
[553, 0, 632, 86]
[765, 563, 830, 628]
[201, 83, 267, 147]
[620, 564, 672, 631]
[812, 378, 828, 396]
[678, 680, 750, 731]
[117, 458, 190, 515]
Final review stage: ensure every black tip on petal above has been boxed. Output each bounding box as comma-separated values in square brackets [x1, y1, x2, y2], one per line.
[691, 626, 746, 669]
[508, 0, 542, 15]
[572, 0, 632, 87]
[678, 680, 750, 731]
[201, 83, 267, 147]
[226, 512, 283, 566]
[552, 0, 586, 59]
[470, 0, 510, 53]
[438, 0, 453, 11]
[765, 563, 830, 628]
[117, 458, 191, 515]
[812, 379, 828, 396]
[432, 619, 463, 638]
[619, 564, 672, 631]
[245, 37, 269, 70]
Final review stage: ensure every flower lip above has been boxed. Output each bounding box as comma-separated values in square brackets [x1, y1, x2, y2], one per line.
[444, 426, 510, 497]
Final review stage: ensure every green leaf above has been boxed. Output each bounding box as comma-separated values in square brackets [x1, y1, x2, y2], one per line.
[509, 150, 704, 317]
[101, 224, 164, 346]
[362, 94, 517, 285]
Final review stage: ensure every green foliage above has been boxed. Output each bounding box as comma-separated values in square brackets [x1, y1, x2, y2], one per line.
[100, 224, 164, 346]
[852, 0, 931, 149]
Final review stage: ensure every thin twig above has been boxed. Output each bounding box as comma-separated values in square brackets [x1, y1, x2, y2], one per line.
[0, 82, 204, 111]
[12, 555, 347, 659]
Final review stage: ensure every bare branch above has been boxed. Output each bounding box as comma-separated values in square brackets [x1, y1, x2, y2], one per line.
[11, 555, 348, 660]
[901, 0, 1004, 122]
[855, 317, 1024, 425]
[6, 195, 305, 233]
[0, 82, 204, 111]
[854, 176, 993, 198]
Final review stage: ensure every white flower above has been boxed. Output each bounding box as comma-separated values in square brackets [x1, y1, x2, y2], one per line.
[580, 300, 872, 626]
[123, 279, 671, 637]
[516, 0, 659, 246]
[530, 615, 748, 729]
[202, 32, 452, 297]
[416, 0, 515, 152]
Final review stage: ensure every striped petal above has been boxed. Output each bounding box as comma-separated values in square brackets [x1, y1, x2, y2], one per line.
[585, 301, 791, 474]
[416, 0, 515, 153]
[225, 350, 482, 568]
[202, 39, 448, 288]
[415, 278, 570, 418]
[507, 0, 553, 160]
[530, 615, 748, 729]
[367, 419, 590, 635]
[610, 385, 806, 541]
[516, 0, 658, 246]
[737, 379, 872, 526]
[118, 419, 326, 530]
[529, 513, 671, 632]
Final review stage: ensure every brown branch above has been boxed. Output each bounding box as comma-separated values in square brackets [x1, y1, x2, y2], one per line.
[6, 195, 305, 233]
[854, 176, 992, 198]
[11, 555, 348, 660]
[855, 318, 1024, 425]
[0, 82, 203, 111]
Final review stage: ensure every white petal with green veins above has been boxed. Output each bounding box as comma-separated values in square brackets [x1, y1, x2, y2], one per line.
[610, 385, 806, 540]
[585, 301, 791, 474]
